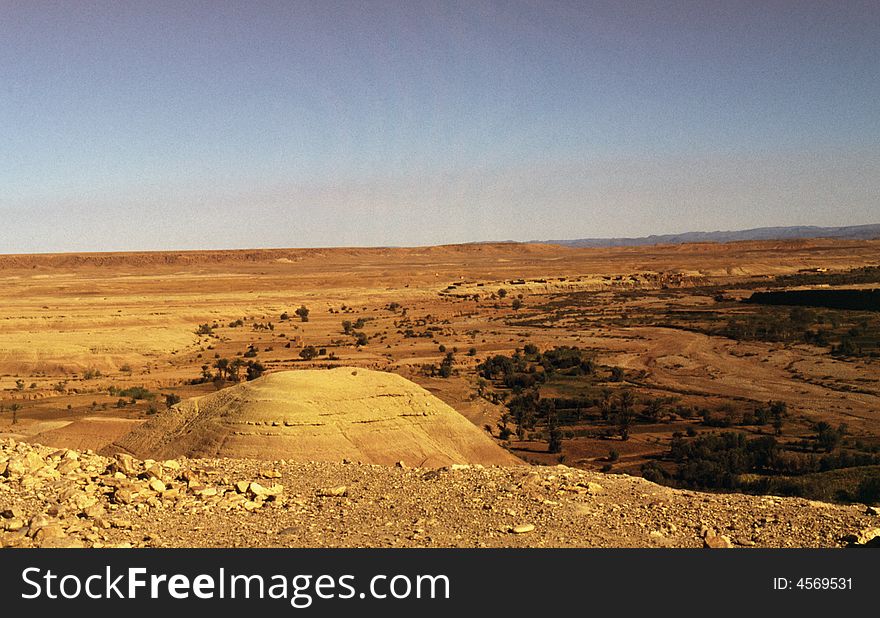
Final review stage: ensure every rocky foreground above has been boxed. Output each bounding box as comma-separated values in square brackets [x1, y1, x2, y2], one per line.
[1, 438, 878, 549]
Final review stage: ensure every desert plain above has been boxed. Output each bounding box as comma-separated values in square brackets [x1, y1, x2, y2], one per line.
[1, 238, 879, 547]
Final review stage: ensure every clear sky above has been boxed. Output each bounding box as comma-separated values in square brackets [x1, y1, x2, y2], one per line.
[1, 1, 878, 252]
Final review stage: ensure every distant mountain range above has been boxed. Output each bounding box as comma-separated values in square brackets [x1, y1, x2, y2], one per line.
[537, 224, 880, 248]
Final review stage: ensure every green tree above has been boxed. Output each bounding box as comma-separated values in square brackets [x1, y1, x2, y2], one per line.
[213, 358, 229, 380]
[644, 398, 664, 421]
[617, 390, 635, 441]
[545, 401, 563, 453]
[295, 305, 310, 322]
[497, 413, 513, 440]
[246, 361, 265, 381]
[770, 400, 787, 436]
[229, 358, 245, 381]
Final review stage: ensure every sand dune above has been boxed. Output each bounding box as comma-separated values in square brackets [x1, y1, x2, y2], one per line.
[106, 368, 521, 467]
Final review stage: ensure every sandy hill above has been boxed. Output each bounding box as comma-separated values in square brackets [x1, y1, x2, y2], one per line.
[105, 368, 521, 467]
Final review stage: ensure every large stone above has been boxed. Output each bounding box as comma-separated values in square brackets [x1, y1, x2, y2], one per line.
[4, 518, 24, 532]
[82, 504, 106, 519]
[111, 453, 139, 477]
[40, 536, 85, 549]
[73, 492, 98, 511]
[113, 487, 135, 505]
[318, 486, 347, 498]
[4, 458, 27, 478]
[1, 507, 23, 519]
[704, 533, 733, 549]
[586, 482, 604, 495]
[248, 482, 282, 499]
[855, 527, 880, 546]
[23, 451, 46, 473]
[57, 459, 80, 475]
[33, 524, 66, 543]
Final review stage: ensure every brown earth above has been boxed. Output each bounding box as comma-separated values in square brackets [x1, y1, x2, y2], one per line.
[0, 238, 879, 546]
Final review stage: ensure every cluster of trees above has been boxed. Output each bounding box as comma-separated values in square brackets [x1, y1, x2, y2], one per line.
[642, 429, 880, 497]
[298, 345, 328, 360]
[698, 401, 787, 435]
[478, 346, 635, 453]
[107, 385, 154, 401]
[279, 306, 310, 322]
[496, 391, 570, 451]
[202, 357, 266, 383]
[341, 319, 369, 346]
[424, 352, 456, 378]
[714, 307, 877, 358]
[648, 432, 782, 490]
[478, 345, 596, 393]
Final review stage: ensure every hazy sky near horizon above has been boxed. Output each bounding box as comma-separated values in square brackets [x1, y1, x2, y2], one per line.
[1, 1, 879, 252]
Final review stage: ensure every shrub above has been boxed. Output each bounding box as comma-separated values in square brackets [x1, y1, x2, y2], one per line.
[856, 475, 880, 505]
[246, 361, 265, 381]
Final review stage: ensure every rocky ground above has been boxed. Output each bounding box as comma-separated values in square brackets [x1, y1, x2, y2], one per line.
[1, 438, 878, 549]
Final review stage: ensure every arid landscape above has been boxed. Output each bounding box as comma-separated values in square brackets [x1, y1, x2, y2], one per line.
[1, 238, 879, 548]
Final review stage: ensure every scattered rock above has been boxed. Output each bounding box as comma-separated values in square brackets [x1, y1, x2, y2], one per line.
[843, 527, 880, 547]
[1, 439, 877, 549]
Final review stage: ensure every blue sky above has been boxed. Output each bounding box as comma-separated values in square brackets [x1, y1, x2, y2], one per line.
[1, 1, 878, 252]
